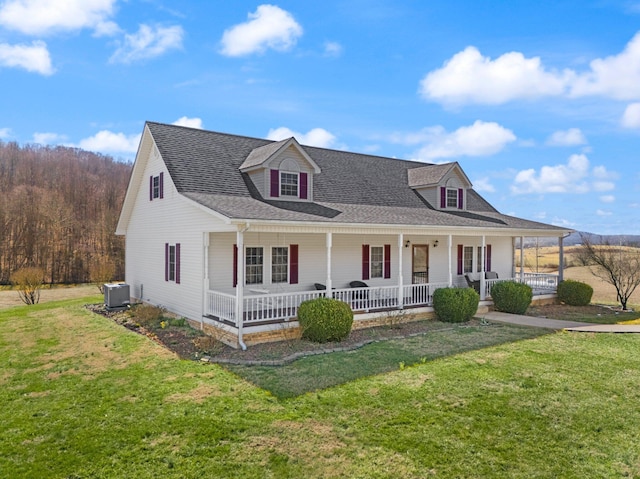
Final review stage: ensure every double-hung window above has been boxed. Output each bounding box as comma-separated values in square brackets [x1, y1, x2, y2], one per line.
[245, 247, 264, 284]
[272, 247, 288, 283]
[446, 188, 458, 208]
[463, 246, 473, 273]
[280, 172, 298, 197]
[370, 246, 384, 278]
[164, 243, 180, 283]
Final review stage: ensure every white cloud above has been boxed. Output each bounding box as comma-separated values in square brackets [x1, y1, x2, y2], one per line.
[32, 132, 65, 144]
[596, 209, 613, 216]
[546, 128, 587, 146]
[0, 127, 11, 139]
[0, 41, 53, 75]
[473, 177, 495, 193]
[621, 102, 640, 128]
[220, 4, 302, 57]
[0, 0, 117, 36]
[419, 46, 569, 105]
[569, 32, 640, 100]
[511, 154, 618, 194]
[420, 32, 640, 105]
[267, 127, 337, 148]
[76, 130, 141, 154]
[323, 41, 342, 57]
[600, 195, 615, 203]
[412, 121, 516, 160]
[110, 24, 184, 63]
[172, 116, 203, 129]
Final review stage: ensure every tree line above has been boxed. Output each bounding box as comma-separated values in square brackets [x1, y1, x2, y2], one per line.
[0, 141, 131, 285]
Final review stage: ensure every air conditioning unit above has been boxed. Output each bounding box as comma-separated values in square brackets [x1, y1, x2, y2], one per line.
[104, 283, 130, 310]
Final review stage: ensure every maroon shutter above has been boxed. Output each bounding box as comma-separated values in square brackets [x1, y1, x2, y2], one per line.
[165, 243, 169, 281]
[175, 243, 180, 284]
[486, 244, 492, 271]
[290, 244, 298, 284]
[362, 245, 370, 280]
[458, 188, 463, 209]
[440, 187, 446, 208]
[159, 172, 164, 199]
[384, 244, 391, 279]
[233, 244, 238, 287]
[150, 175, 154, 201]
[270, 169, 280, 197]
[299, 172, 308, 199]
[457, 244, 463, 275]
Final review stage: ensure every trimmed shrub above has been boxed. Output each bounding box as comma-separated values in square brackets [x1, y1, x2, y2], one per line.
[491, 281, 532, 314]
[557, 280, 593, 306]
[129, 303, 166, 327]
[298, 297, 354, 343]
[433, 287, 479, 323]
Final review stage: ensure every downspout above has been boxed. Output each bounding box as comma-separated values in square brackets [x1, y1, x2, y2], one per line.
[236, 224, 250, 351]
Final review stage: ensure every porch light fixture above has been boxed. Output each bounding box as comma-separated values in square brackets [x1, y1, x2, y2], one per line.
[405, 240, 410, 248]
[433, 240, 439, 248]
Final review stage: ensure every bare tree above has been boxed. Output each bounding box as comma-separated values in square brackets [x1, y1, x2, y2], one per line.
[90, 254, 116, 293]
[578, 233, 640, 310]
[10, 266, 45, 305]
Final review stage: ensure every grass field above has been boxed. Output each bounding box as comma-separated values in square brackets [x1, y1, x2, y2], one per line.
[2, 293, 640, 477]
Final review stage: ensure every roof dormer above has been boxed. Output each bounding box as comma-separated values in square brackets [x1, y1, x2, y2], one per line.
[408, 162, 472, 211]
[240, 137, 321, 202]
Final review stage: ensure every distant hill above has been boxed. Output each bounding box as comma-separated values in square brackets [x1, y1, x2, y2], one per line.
[523, 232, 640, 248]
[0, 141, 132, 284]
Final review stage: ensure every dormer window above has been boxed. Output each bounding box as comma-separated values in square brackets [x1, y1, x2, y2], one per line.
[446, 188, 459, 208]
[280, 172, 299, 197]
[440, 186, 464, 210]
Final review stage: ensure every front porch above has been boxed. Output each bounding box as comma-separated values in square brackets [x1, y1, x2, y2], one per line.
[205, 272, 559, 326]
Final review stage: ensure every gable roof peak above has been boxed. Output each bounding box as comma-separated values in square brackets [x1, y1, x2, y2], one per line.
[239, 136, 321, 173]
[407, 161, 471, 188]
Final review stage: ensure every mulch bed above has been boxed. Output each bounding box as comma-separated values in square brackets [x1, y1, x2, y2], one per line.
[525, 303, 632, 320]
[86, 303, 492, 364]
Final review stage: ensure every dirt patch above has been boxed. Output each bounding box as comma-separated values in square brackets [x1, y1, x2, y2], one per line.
[526, 303, 635, 321]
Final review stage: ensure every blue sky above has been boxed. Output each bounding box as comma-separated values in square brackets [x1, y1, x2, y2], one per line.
[1, 1, 640, 235]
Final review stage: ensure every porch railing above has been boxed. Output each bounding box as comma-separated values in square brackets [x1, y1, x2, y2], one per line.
[484, 273, 559, 298]
[207, 275, 558, 326]
[242, 290, 325, 324]
[403, 282, 450, 307]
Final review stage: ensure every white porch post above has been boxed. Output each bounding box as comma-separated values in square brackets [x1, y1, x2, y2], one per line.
[202, 232, 209, 329]
[397, 233, 404, 309]
[235, 228, 246, 349]
[520, 236, 525, 281]
[447, 234, 453, 286]
[480, 235, 486, 300]
[326, 232, 333, 293]
[559, 235, 565, 283]
[511, 237, 516, 279]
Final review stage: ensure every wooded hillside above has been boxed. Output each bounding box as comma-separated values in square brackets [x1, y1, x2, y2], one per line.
[0, 141, 131, 284]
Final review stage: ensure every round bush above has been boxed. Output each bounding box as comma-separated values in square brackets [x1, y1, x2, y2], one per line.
[557, 280, 593, 306]
[433, 287, 479, 323]
[298, 297, 354, 343]
[491, 281, 532, 314]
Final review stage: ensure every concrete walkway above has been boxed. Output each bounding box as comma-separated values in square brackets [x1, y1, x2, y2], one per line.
[482, 311, 640, 333]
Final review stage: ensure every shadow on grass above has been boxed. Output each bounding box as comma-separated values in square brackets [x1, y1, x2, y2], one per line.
[224, 323, 549, 398]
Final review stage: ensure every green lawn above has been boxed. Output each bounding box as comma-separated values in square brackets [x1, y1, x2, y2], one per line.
[2, 297, 640, 478]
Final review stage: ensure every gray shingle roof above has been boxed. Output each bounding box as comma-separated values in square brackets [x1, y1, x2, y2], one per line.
[239, 137, 289, 171]
[147, 122, 567, 233]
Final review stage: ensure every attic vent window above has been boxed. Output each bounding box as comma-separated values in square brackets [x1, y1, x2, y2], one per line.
[280, 172, 298, 197]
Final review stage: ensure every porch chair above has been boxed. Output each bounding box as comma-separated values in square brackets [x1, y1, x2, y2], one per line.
[485, 271, 498, 280]
[464, 274, 480, 293]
